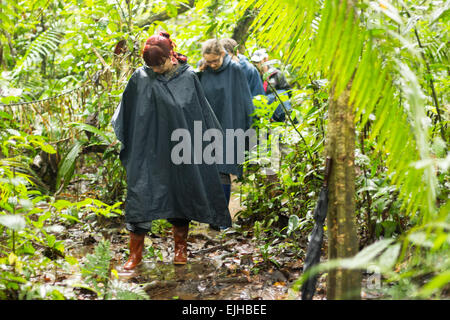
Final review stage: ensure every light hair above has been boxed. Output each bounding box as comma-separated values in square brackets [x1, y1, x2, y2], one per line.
[201, 39, 225, 56]
[220, 38, 238, 55]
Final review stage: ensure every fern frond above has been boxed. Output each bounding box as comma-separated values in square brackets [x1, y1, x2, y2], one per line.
[12, 22, 65, 78]
[109, 279, 150, 300]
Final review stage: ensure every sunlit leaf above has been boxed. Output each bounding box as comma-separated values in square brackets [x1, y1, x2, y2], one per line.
[287, 214, 300, 236]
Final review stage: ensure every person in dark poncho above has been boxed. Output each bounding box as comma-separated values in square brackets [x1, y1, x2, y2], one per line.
[112, 32, 231, 269]
[219, 38, 265, 97]
[251, 49, 292, 122]
[199, 39, 255, 212]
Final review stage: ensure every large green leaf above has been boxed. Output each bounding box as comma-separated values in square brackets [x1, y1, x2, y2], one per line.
[68, 122, 112, 144]
[419, 271, 450, 298]
[55, 141, 84, 191]
[287, 214, 300, 236]
[12, 22, 65, 78]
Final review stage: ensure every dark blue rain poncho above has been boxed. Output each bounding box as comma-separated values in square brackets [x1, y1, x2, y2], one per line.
[199, 54, 255, 178]
[264, 67, 292, 122]
[238, 54, 265, 97]
[112, 62, 232, 228]
[267, 90, 292, 122]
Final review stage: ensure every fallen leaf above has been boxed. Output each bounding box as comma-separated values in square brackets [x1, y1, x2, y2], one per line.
[273, 281, 286, 287]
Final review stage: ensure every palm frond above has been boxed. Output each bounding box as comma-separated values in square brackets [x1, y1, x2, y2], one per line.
[238, 0, 440, 222]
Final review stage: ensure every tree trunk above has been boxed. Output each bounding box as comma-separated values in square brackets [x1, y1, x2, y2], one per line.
[232, 8, 256, 54]
[325, 81, 361, 299]
[137, 0, 196, 29]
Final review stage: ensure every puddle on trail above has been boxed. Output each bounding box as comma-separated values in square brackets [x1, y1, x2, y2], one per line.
[115, 260, 253, 300]
[62, 193, 294, 300]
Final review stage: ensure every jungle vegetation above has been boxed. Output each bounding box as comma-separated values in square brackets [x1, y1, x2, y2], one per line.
[0, 0, 448, 300]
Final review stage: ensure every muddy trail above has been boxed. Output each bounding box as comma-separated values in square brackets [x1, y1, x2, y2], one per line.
[35, 184, 382, 301]
[114, 226, 304, 300]
[59, 190, 321, 300]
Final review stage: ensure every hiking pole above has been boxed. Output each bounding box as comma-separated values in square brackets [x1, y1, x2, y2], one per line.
[301, 156, 332, 299]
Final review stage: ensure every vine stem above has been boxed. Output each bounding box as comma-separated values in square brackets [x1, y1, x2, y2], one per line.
[265, 81, 314, 162]
[12, 166, 16, 255]
[403, 7, 445, 140]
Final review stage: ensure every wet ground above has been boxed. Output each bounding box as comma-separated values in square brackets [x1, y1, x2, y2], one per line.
[46, 186, 381, 300]
[111, 225, 303, 300]
[107, 191, 305, 300]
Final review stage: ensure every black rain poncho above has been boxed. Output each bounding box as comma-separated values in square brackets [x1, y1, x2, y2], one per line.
[199, 54, 255, 178]
[112, 62, 232, 228]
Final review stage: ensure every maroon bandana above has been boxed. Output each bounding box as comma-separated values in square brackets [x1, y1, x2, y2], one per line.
[142, 31, 187, 66]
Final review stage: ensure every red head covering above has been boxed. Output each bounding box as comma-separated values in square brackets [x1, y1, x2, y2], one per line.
[142, 31, 187, 66]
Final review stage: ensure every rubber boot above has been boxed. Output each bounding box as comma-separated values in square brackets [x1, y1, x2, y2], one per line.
[173, 225, 189, 265]
[123, 232, 145, 270]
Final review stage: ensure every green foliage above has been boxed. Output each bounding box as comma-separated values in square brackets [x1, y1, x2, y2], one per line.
[0, 0, 447, 300]
[55, 140, 83, 192]
[292, 212, 450, 299]
[0, 159, 68, 299]
[79, 240, 149, 300]
[240, 0, 446, 225]
[0, 148, 124, 299]
[12, 21, 65, 79]
[80, 239, 112, 295]
[151, 219, 173, 236]
[237, 86, 327, 244]
[239, 0, 449, 298]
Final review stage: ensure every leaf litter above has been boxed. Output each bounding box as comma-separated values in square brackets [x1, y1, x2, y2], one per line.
[55, 192, 314, 300]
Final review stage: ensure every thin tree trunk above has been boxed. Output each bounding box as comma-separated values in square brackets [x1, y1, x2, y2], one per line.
[324, 0, 361, 300]
[325, 81, 361, 300]
[40, 15, 47, 77]
[232, 8, 256, 54]
[137, 0, 196, 29]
